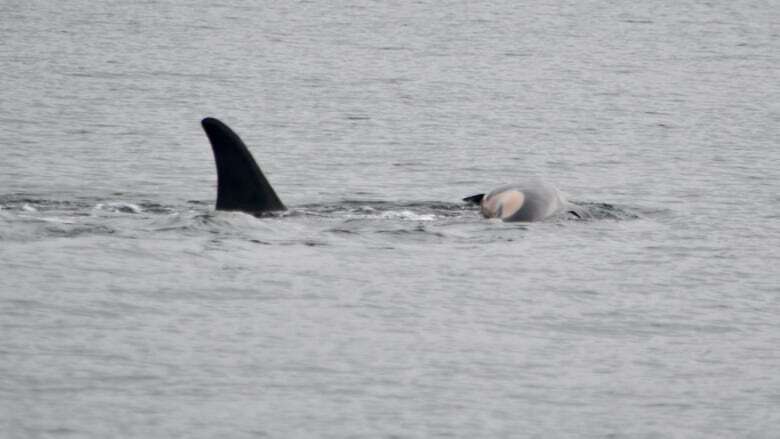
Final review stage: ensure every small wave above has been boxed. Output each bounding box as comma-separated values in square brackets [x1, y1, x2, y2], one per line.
[0, 194, 186, 217]
[94, 202, 142, 214]
[296, 200, 471, 221]
[44, 224, 116, 238]
[575, 202, 641, 220]
[137, 202, 177, 214]
[374, 224, 447, 239]
[151, 210, 282, 235]
[28, 216, 76, 225]
[379, 210, 436, 221]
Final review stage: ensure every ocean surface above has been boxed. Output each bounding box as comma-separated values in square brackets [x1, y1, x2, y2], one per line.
[2, 1, 779, 437]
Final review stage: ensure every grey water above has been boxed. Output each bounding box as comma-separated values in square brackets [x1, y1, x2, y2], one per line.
[1, 0, 779, 437]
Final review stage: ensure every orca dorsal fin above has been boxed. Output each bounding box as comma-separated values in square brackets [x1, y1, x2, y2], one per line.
[201, 117, 286, 213]
[462, 193, 485, 205]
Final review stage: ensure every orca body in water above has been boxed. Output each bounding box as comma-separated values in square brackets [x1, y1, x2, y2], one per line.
[463, 181, 587, 222]
[201, 117, 587, 222]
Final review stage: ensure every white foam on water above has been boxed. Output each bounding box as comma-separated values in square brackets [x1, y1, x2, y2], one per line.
[94, 202, 142, 214]
[380, 210, 436, 221]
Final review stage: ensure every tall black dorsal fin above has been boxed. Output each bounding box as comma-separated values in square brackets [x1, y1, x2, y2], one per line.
[201, 117, 286, 213]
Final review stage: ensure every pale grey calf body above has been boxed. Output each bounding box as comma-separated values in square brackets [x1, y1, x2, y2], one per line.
[471, 180, 587, 222]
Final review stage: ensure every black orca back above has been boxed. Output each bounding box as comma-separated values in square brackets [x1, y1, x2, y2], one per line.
[201, 117, 285, 213]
